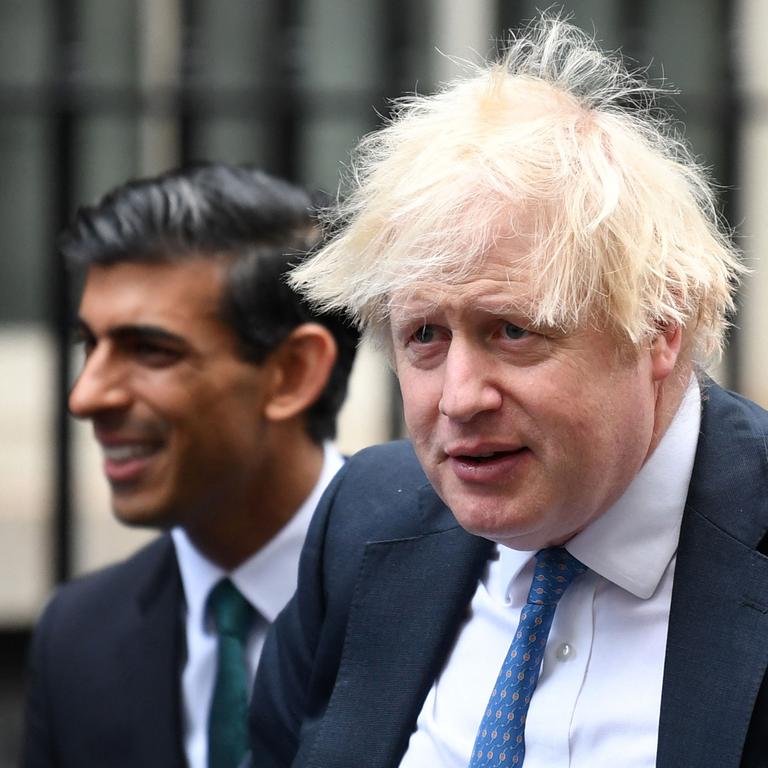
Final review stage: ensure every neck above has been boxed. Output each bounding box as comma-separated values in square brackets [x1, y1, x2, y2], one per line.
[647, 361, 694, 461]
[185, 427, 325, 570]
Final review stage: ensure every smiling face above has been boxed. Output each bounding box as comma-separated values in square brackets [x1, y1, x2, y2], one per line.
[390, 246, 683, 551]
[69, 259, 278, 537]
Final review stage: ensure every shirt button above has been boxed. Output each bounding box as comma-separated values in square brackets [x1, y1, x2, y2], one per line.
[555, 642, 573, 661]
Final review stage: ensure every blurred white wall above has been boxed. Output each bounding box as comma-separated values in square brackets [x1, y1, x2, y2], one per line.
[0, 329, 52, 624]
[736, 0, 768, 407]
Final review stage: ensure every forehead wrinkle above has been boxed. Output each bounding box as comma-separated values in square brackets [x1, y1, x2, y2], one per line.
[392, 267, 534, 317]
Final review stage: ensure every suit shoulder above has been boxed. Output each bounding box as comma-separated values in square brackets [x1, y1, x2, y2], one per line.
[311, 439, 450, 548]
[702, 380, 768, 429]
[342, 439, 427, 491]
[691, 381, 768, 542]
[35, 535, 176, 630]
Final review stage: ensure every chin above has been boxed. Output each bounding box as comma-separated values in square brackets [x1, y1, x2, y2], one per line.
[449, 501, 547, 548]
[111, 498, 174, 529]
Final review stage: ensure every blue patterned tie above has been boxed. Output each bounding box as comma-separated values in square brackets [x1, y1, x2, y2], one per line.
[468, 547, 587, 767]
[207, 578, 255, 768]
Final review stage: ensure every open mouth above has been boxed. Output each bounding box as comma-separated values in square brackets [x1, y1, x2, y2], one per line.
[102, 443, 158, 462]
[458, 451, 512, 464]
[100, 440, 164, 485]
[447, 445, 530, 483]
[457, 447, 525, 461]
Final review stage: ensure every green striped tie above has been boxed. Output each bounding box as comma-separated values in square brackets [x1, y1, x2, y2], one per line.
[207, 578, 255, 768]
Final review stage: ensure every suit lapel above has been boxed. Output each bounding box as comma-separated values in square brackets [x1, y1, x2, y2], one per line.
[658, 386, 768, 768]
[307, 489, 493, 768]
[117, 536, 186, 768]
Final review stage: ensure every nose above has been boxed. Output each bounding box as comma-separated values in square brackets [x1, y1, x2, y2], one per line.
[68, 348, 132, 419]
[438, 340, 502, 423]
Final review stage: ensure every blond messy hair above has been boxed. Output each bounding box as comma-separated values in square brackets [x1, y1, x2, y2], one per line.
[291, 14, 744, 366]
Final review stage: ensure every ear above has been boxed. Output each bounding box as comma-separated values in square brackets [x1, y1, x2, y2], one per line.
[650, 323, 682, 382]
[263, 324, 338, 423]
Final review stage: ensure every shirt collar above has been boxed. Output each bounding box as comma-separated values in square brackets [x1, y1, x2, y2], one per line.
[172, 441, 344, 629]
[494, 376, 701, 601]
[566, 376, 701, 598]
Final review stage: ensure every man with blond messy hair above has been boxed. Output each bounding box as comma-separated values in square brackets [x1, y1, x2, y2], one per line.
[247, 16, 768, 768]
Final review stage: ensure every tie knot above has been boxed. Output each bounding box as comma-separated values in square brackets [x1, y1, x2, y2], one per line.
[527, 547, 586, 605]
[208, 579, 254, 642]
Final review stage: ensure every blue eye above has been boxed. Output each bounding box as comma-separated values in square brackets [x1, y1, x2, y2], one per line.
[413, 325, 435, 343]
[504, 323, 528, 340]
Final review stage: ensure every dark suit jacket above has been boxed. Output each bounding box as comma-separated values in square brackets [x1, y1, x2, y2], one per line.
[22, 534, 187, 768]
[249, 383, 768, 768]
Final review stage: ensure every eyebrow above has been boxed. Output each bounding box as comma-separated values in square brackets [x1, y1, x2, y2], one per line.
[74, 318, 189, 347]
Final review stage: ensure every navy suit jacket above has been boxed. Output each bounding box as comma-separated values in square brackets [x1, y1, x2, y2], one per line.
[249, 383, 768, 767]
[22, 534, 187, 768]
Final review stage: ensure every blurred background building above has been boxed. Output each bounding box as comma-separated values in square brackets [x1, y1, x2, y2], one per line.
[1, 0, 767, 762]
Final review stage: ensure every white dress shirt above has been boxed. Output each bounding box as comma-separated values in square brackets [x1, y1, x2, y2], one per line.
[172, 442, 344, 768]
[400, 379, 701, 768]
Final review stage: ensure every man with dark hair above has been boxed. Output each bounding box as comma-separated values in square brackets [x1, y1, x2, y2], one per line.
[21, 163, 359, 768]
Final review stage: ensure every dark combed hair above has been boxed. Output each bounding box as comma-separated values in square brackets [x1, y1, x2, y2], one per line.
[61, 162, 359, 443]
